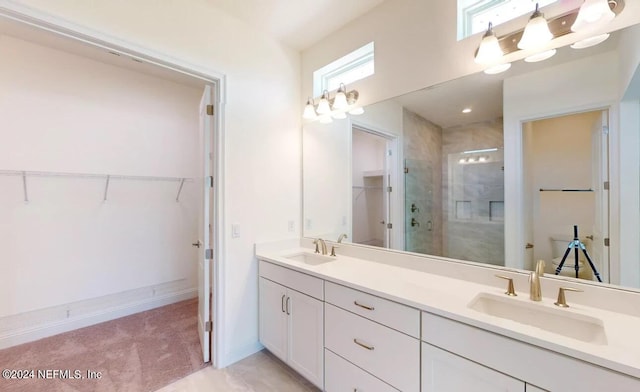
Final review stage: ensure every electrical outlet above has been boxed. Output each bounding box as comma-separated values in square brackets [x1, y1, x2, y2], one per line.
[342, 215, 347, 226]
[288, 220, 295, 232]
[305, 219, 312, 230]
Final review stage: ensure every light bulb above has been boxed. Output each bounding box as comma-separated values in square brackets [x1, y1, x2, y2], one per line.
[571, 0, 615, 32]
[316, 90, 331, 115]
[475, 22, 504, 65]
[302, 98, 317, 120]
[570, 33, 610, 49]
[518, 4, 553, 50]
[524, 48, 556, 62]
[484, 63, 511, 75]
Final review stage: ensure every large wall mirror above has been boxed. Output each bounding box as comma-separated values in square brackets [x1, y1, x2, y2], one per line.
[303, 22, 640, 290]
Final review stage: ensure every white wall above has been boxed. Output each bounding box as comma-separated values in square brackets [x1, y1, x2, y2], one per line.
[2, 0, 301, 366]
[0, 34, 201, 336]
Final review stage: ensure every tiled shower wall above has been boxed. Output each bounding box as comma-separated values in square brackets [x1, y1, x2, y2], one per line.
[442, 119, 505, 265]
[403, 109, 443, 256]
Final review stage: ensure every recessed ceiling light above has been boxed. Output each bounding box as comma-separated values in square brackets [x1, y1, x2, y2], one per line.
[462, 108, 472, 114]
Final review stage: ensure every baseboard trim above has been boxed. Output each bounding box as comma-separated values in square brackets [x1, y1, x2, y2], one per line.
[220, 341, 265, 368]
[0, 288, 197, 350]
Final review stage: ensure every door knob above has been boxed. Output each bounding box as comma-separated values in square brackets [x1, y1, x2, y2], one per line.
[192, 240, 202, 248]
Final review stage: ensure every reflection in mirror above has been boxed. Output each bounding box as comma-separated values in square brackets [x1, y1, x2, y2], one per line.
[303, 23, 640, 289]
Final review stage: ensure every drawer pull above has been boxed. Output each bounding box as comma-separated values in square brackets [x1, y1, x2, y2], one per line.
[353, 301, 375, 311]
[281, 294, 286, 313]
[353, 338, 375, 351]
[286, 296, 291, 315]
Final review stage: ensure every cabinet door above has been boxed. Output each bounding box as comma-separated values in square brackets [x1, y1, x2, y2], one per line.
[288, 288, 324, 389]
[526, 385, 548, 392]
[259, 278, 288, 362]
[422, 343, 524, 392]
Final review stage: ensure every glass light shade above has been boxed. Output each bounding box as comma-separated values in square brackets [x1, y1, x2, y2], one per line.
[349, 107, 364, 115]
[570, 33, 610, 49]
[518, 13, 553, 50]
[319, 115, 333, 124]
[316, 91, 331, 115]
[524, 48, 556, 62]
[332, 84, 349, 110]
[302, 98, 317, 120]
[571, 0, 615, 32]
[332, 111, 347, 119]
[484, 63, 511, 75]
[475, 23, 503, 65]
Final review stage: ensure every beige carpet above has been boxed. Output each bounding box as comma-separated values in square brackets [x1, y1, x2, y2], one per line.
[0, 298, 207, 392]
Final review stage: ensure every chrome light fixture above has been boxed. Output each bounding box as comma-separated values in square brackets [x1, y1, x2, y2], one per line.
[475, 22, 503, 65]
[518, 3, 553, 50]
[572, 0, 615, 32]
[302, 83, 362, 122]
[474, 1, 624, 74]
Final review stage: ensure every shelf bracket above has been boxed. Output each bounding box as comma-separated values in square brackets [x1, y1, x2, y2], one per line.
[176, 178, 186, 202]
[22, 171, 28, 202]
[103, 175, 110, 202]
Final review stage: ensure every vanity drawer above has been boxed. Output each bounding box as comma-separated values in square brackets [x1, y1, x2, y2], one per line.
[325, 303, 420, 392]
[259, 260, 323, 300]
[325, 349, 399, 392]
[325, 281, 420, 338]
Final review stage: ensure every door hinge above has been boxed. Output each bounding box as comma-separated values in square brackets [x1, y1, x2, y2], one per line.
[209, 176, 214, 188]
[404, 167, 409, 174]
[603, 181, 609, 190]
[205, 320, 212, 332]
[386, 223, 393, 229]
[388, 149, 393, 156]
[387, 186, 392, 192]
[205, 248, 214, 260]
[604, 238, 610, 247]
[206, 104, 214, 116]
[602, 125, 609, 135]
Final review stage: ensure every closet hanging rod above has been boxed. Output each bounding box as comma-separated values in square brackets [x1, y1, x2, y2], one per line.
[539, 188, 593, 192]
[0, 170, 193, 182]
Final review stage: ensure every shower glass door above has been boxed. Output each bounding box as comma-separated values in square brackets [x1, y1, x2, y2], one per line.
[404, 158, 439, 255]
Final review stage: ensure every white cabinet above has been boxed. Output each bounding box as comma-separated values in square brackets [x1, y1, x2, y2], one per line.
[325, 349, 399, 392]
[422, 342, 524, 392]
[259, 273, 324, 389]
[526, 385, 548, 392]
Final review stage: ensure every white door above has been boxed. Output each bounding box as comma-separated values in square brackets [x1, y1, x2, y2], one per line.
[287, 289, 324, 389]
[259, 278, 288, 361]
[197, 85, 214, 363]
[590, 110, 609, 283]
[422, 343, 524, 392]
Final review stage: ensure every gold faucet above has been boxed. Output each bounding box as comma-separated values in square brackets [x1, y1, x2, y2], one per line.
[313, 238, 328, 255]
[337, 233, 348, 243]
[529, 259, 545, 301]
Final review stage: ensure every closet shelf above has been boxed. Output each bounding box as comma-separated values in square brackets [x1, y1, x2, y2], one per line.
[0, 169, 194, 203]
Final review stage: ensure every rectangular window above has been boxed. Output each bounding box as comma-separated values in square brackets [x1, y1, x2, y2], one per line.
[457, 0, 558, 40]
[313, 42, 374, 97]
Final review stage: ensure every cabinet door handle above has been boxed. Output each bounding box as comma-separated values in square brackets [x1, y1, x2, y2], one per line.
[353, 301, 374, 311]
[281, 294, 286, 313]
[286, 296, 291, 315]
[353, 338, 374, 351]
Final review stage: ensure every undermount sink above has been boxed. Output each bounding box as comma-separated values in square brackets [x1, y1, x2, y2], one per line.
[468, 293, 607, 345]
[283, 252, 334, 266]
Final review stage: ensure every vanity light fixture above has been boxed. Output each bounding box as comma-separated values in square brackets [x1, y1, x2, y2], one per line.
[474, 1, 624, 73]
[302, 84, 362, 121]
[571, 0, 616, 32]
[463, 148, 498, 154]
[462, 108, 472, 114]
[518, 3, 553, 51]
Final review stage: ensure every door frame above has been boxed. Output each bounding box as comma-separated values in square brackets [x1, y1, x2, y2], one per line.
[505, 102, 619, 285]
[350, 120, 400, 250]
[0, 4, 227, 367]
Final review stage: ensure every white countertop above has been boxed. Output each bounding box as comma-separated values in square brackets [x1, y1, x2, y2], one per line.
[256, 246, 640, 379]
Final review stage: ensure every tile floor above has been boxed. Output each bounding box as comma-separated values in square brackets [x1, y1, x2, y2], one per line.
[154, 350, 320, 392]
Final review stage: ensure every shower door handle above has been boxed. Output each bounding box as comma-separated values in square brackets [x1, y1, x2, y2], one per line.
[525, 243, 534, 249]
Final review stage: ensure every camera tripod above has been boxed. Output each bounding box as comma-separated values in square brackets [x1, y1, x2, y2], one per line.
[554, 225, 602, 282]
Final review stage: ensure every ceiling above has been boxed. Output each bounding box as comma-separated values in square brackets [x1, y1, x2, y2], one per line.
[207, 0, 386, 50]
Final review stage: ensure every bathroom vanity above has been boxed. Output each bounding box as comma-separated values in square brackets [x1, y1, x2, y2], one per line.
[256, 240, 640, 392]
